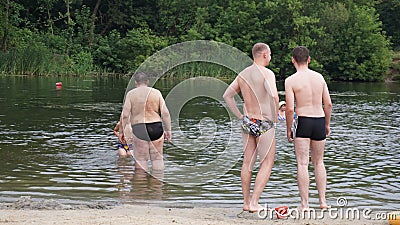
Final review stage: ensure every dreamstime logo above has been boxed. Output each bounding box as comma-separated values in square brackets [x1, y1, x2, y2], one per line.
[123, 41, 253, 186]
[336, 196, 348, 207]
[257, 197, 393, 221]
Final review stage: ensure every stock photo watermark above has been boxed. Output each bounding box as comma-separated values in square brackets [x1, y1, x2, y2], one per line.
[256, 197, 396, 221]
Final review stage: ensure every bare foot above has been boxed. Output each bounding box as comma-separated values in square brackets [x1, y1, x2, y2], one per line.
[319, 199, 329, 209]
[297, 205, 310, 212]
[320, 204, 331, 209]
[249, 204, 265, 213]
[243, 204, 250, 211]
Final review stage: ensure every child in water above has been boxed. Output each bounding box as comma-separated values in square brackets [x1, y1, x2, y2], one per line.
[278, 101, 298, 138]
[113, 116, 132, 157]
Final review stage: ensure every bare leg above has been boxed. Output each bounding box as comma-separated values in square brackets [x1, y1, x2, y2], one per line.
[133, 135, 150, 172]
[241, 132, 257, 211]
[249, 128, 276, 212]
[149, 135, 165, 171]
[129, 168, 148, 199]
[310, 139, 328, 208]
[294, 137, 311, 211]
[151, 168, 164, 180]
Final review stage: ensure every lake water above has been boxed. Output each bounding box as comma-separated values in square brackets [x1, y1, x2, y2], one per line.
[0, 76, 399, 210]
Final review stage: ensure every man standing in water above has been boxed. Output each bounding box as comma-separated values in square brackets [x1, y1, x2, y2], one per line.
[223, 43, 279, 212]
[285, 46, 332, 211]
[122, 72, 172, 174]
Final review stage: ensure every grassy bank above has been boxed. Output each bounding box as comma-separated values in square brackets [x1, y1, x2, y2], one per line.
[162, 62, 237, 80]
[0, 50, 237, 79]
[0, 48, 95, 76]
[1, 48, 399, 82]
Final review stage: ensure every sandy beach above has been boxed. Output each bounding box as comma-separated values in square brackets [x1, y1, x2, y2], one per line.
[0, 197, 390, 225]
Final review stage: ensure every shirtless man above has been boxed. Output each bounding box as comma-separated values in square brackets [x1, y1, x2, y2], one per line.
[122, 72, 172, 172]
[223, 43, 279, 212]
[284, 46, 332, 211]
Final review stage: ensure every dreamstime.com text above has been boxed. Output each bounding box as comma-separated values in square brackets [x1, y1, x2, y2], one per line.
[257, 197, 395, 221]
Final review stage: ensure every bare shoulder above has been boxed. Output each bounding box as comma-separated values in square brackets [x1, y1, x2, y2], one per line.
[263, 67, 274, 75]
[285, 73, 297, 85]
[238, 65, 252, 78]
[126, 88, 136, 97]
[150, 87, 161, 92]
[235, 73, 244, 84]
[150, 87, 163, 97]
[311, 70, 327, 84]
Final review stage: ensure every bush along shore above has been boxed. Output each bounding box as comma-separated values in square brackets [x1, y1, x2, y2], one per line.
[1, 1, 399, 81]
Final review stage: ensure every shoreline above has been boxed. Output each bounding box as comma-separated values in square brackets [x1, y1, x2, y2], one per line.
[0, 197, 390, 225]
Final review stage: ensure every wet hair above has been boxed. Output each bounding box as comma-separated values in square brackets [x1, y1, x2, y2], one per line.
[292, 46, 309, 64]
[134, 72, 149, 84]
[252, 43, 270, 59]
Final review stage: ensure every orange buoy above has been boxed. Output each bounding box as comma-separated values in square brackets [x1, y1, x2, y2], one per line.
[56, 82, 62, 90]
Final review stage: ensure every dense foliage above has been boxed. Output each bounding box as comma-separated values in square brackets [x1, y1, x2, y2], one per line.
[0, 0, 398, 81]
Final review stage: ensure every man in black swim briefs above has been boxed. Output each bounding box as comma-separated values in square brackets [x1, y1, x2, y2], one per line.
[295, 117, 326, 141]
[121, 72, 172, 173]
[285, 46, 332, 211]
[131, 122, 164, 142]
[224, 43, 279, 213]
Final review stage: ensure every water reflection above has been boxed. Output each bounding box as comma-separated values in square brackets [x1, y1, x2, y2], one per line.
[116, 158, 164, 203]
[0, 77, 399, 210]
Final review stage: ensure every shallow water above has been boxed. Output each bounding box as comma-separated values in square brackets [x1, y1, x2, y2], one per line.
[0, 76, 399, 210]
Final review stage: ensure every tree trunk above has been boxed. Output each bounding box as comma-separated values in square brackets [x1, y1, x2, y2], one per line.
[2, 0, 10, 52]
[46, 0, 54, 35]
[65, 0, 71, 55]
[88, 0, 101, 48]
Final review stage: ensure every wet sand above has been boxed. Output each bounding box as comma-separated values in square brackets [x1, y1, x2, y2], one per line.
[0, 197, 390, 225]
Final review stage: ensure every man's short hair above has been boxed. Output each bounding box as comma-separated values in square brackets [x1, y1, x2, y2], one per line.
[293, 46, 309, 64]
[134, 72, 149, 84]
[252, 43, 269, 59]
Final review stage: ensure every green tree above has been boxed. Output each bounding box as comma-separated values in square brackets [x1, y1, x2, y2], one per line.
[376, 0, 400, 50]
[0, 0, 23, 51]
[319, 3, 391, 81]
[260, 0, 323, 79]
[93, 28, 168, 73]
[215, 1, 264, 54]
[156, 0, 211, 43]
[181, 7, 216, 41]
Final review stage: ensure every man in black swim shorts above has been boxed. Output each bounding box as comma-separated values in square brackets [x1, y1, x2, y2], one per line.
[285, 46, 332, 211]
[122, 72, 172, 173]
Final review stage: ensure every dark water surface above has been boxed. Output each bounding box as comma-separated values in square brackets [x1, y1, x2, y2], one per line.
[0, 76, 399, 210]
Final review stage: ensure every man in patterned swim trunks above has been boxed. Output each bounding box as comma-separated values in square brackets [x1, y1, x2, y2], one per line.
[223, 43, 279, 213]
[241, 116, 274, 137]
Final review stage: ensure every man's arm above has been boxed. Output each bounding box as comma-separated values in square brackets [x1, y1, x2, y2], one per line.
[121, 92, 133, 144]
[223, 77, 242, 119]
[113, 121, 120, 137]
[113, 118, 124, 142]
[322, 82, 332, 137]
[159, 93, 172, 143]
[285, 79, 295, 142]
[265, 70, 279, 122]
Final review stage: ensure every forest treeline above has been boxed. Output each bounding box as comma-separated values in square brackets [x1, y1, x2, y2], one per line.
[1, 0, 399, 81]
